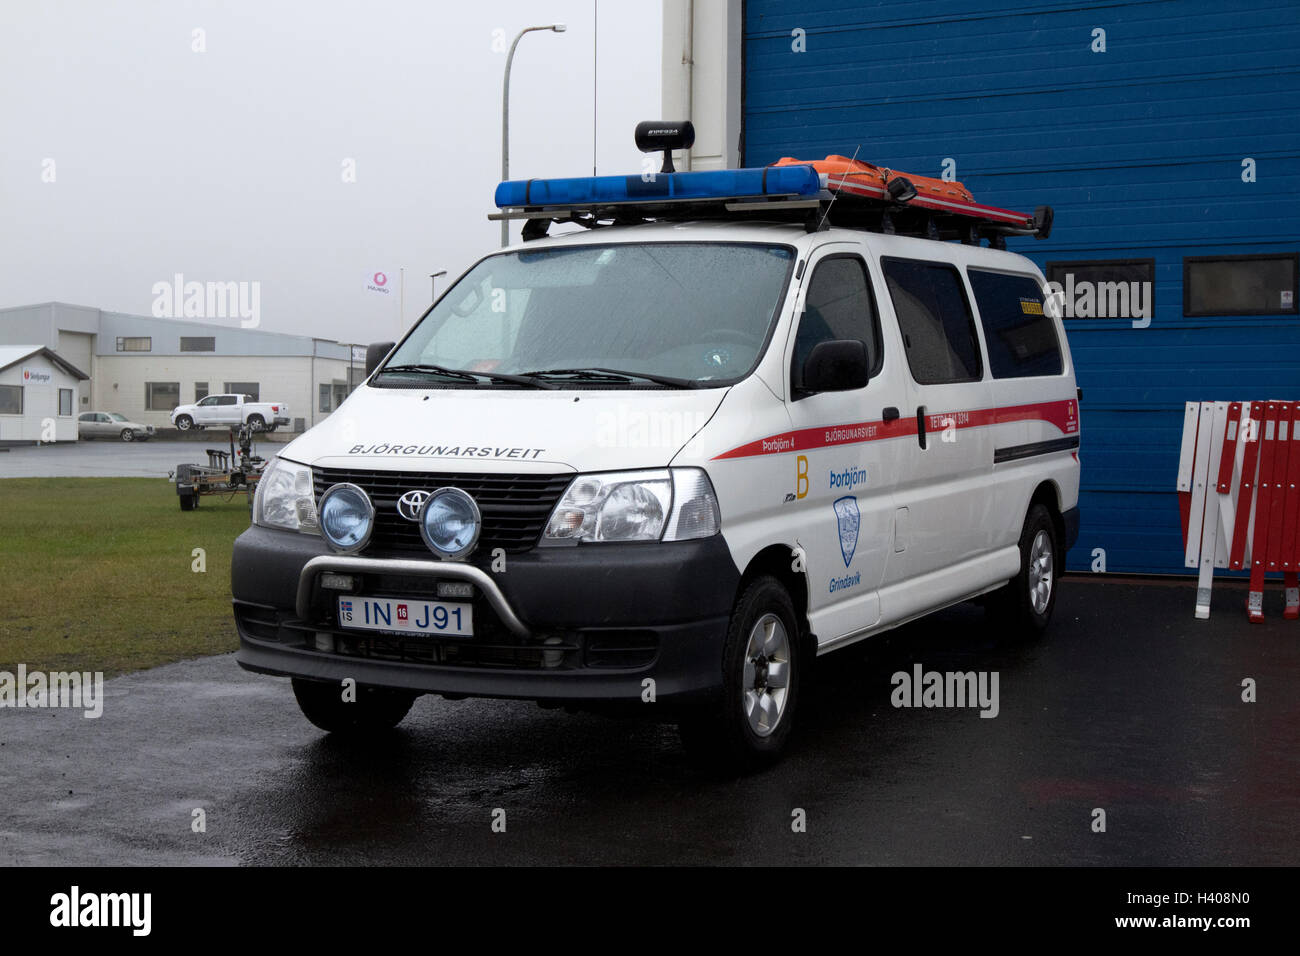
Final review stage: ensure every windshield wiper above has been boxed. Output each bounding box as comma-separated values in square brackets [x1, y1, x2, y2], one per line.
[518, 367, 701, 389]
[378, 363, 556, 389]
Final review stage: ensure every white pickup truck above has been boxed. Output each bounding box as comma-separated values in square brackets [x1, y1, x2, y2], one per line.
[171, 394, 290, 432]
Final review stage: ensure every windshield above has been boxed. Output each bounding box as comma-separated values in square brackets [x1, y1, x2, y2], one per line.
[379, 242, 795, 387]
[107, 413, 128, 421]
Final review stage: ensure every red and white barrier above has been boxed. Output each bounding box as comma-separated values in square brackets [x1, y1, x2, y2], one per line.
[1178, 400, 1300, 621]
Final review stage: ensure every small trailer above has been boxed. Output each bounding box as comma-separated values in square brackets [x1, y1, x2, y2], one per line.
[173, 424, 266, 511]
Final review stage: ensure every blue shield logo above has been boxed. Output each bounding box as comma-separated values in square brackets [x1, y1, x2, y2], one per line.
[833, 496, 860, 567]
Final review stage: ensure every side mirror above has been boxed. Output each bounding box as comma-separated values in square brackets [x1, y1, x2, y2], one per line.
[801, 339, 869, 394]
[365, 342, 395, 377]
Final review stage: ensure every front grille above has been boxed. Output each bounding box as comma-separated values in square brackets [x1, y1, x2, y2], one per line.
[313, 467, 571, 554]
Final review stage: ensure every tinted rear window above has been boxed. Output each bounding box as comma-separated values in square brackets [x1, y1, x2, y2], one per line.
[881, 258, 981, 384]
[967, 269, 1063, 378]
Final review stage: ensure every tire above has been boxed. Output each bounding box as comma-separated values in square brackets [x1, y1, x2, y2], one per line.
[678, 575, 802, 773]
[175, 415, 193, 431]
[247, 415, 265, 432]
[120, 429, 134, 442]
[291, 678, 417, 735]
[178, 493, 197, 511]
[986, 504, 1059, 638]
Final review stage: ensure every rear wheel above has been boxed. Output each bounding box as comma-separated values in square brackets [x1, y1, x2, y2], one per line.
[987, 504, 1058, 637]
[178, 492, 197, 511]
[291, 678, 417, 735]
[679, 575, 802, 773]
[247, 414, 266, 431]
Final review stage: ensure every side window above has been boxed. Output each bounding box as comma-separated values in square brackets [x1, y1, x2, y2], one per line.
[791, 255, 881, 391]
[882, 257, 982, 384]
[967, 269, 1063, 378]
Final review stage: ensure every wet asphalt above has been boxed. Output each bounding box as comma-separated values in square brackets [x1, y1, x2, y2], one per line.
[0, 436, 290, 479]
[0, 576, 1295, 866]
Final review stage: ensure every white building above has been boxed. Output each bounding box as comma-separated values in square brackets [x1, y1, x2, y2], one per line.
[0, 303, 365, 441]
[0, 345, 89, 442]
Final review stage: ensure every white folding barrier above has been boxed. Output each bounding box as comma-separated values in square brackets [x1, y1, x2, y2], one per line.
[1177, 400, 1300, 621]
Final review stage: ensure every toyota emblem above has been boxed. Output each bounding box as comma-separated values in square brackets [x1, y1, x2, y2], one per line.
[396, 489, 431, 522]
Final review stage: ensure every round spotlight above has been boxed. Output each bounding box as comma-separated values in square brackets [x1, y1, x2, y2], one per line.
[318, 483, 375, 553]
[419, 487, 481, 560]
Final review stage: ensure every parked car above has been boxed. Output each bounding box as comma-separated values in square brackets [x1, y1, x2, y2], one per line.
[232, 128, 1079, 770]
[171, 394, 289, 432]
[77, 411, 154, 442]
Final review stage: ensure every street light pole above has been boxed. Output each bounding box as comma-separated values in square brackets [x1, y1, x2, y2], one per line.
[430, 270, 447, 303]
[501, 22, 567, 247]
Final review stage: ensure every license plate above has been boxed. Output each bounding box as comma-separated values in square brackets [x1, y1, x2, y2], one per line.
[336, 596, 473, 637]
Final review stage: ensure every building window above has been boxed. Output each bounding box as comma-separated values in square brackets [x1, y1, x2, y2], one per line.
[195, 382, 209, 402]
[881, 257, 982, 384]
[0, 385, 21, 415]
[967, 269, 1063, 379]
[1184, 253, 1299, 317]
[58, 389, 73, 416]
[223, 382, 259, 401]
[145, 381, 180, 411]
[116, 336, 152, 352]
[319, 384, 332, 413]
[1045, 259, 1155, 321]
[180, 336, 216, 352]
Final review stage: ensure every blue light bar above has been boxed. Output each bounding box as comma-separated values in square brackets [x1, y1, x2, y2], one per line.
[494, 165, 822, 209]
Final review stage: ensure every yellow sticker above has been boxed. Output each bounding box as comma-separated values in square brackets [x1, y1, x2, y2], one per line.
[1019, 297, 1044, 315]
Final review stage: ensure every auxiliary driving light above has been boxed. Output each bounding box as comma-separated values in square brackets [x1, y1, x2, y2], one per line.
[318, 483, 375, 553]
[419, 488, 482, 560]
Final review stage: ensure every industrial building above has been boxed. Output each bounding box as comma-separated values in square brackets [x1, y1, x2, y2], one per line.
[0, 302, 363, 440]
[661, 0, 1299, 573]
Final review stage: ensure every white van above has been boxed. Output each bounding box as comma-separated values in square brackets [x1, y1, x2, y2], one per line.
[232, 133, 1079, 770]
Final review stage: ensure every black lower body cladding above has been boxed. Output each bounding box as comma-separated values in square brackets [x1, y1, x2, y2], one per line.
[231, 525, 741, 705]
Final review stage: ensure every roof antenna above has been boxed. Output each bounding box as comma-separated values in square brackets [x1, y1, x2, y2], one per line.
[815, 144, 861, 232]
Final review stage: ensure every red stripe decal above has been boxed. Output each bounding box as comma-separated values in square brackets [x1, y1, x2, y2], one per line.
[711, 399, 1079, 461]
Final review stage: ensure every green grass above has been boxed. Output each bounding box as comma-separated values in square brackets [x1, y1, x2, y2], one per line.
[0, 478, 252, 676]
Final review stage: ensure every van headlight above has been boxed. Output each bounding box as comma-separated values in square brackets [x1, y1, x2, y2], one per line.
[318, 483, 374, 552]
[253, 458, 319, 534]
[542, 468, 720, 544]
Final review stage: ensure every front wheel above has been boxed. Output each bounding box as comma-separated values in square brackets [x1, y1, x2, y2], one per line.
[120, 428, 135, 442]
[987, 504, 1058, 637]
[291, 678, 417, 735]
[174, 415, 193, 431]
[679, 575, 802, 773]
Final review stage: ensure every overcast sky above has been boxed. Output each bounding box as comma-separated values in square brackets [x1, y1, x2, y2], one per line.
[0, 0, 663, 343]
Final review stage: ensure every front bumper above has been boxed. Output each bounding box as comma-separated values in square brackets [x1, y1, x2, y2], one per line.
[231, 525, 740, 706]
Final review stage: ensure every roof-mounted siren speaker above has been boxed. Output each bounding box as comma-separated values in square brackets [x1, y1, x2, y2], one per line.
[1033, 205, 1054, 240]
[635, 120, 696, 174]
[885, 176, 918, 202]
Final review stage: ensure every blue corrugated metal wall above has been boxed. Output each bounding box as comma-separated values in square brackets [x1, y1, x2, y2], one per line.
[743, 0, 1300, 573]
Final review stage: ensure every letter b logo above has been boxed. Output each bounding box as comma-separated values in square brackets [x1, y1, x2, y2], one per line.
[796, 455, 809, 499]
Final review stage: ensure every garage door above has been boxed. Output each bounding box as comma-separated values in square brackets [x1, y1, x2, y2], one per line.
[743, 0, 1300, 573]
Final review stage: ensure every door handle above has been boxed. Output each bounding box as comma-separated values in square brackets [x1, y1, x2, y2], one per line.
[916, 405, 927, 449]
[882, 406, 900, 422]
